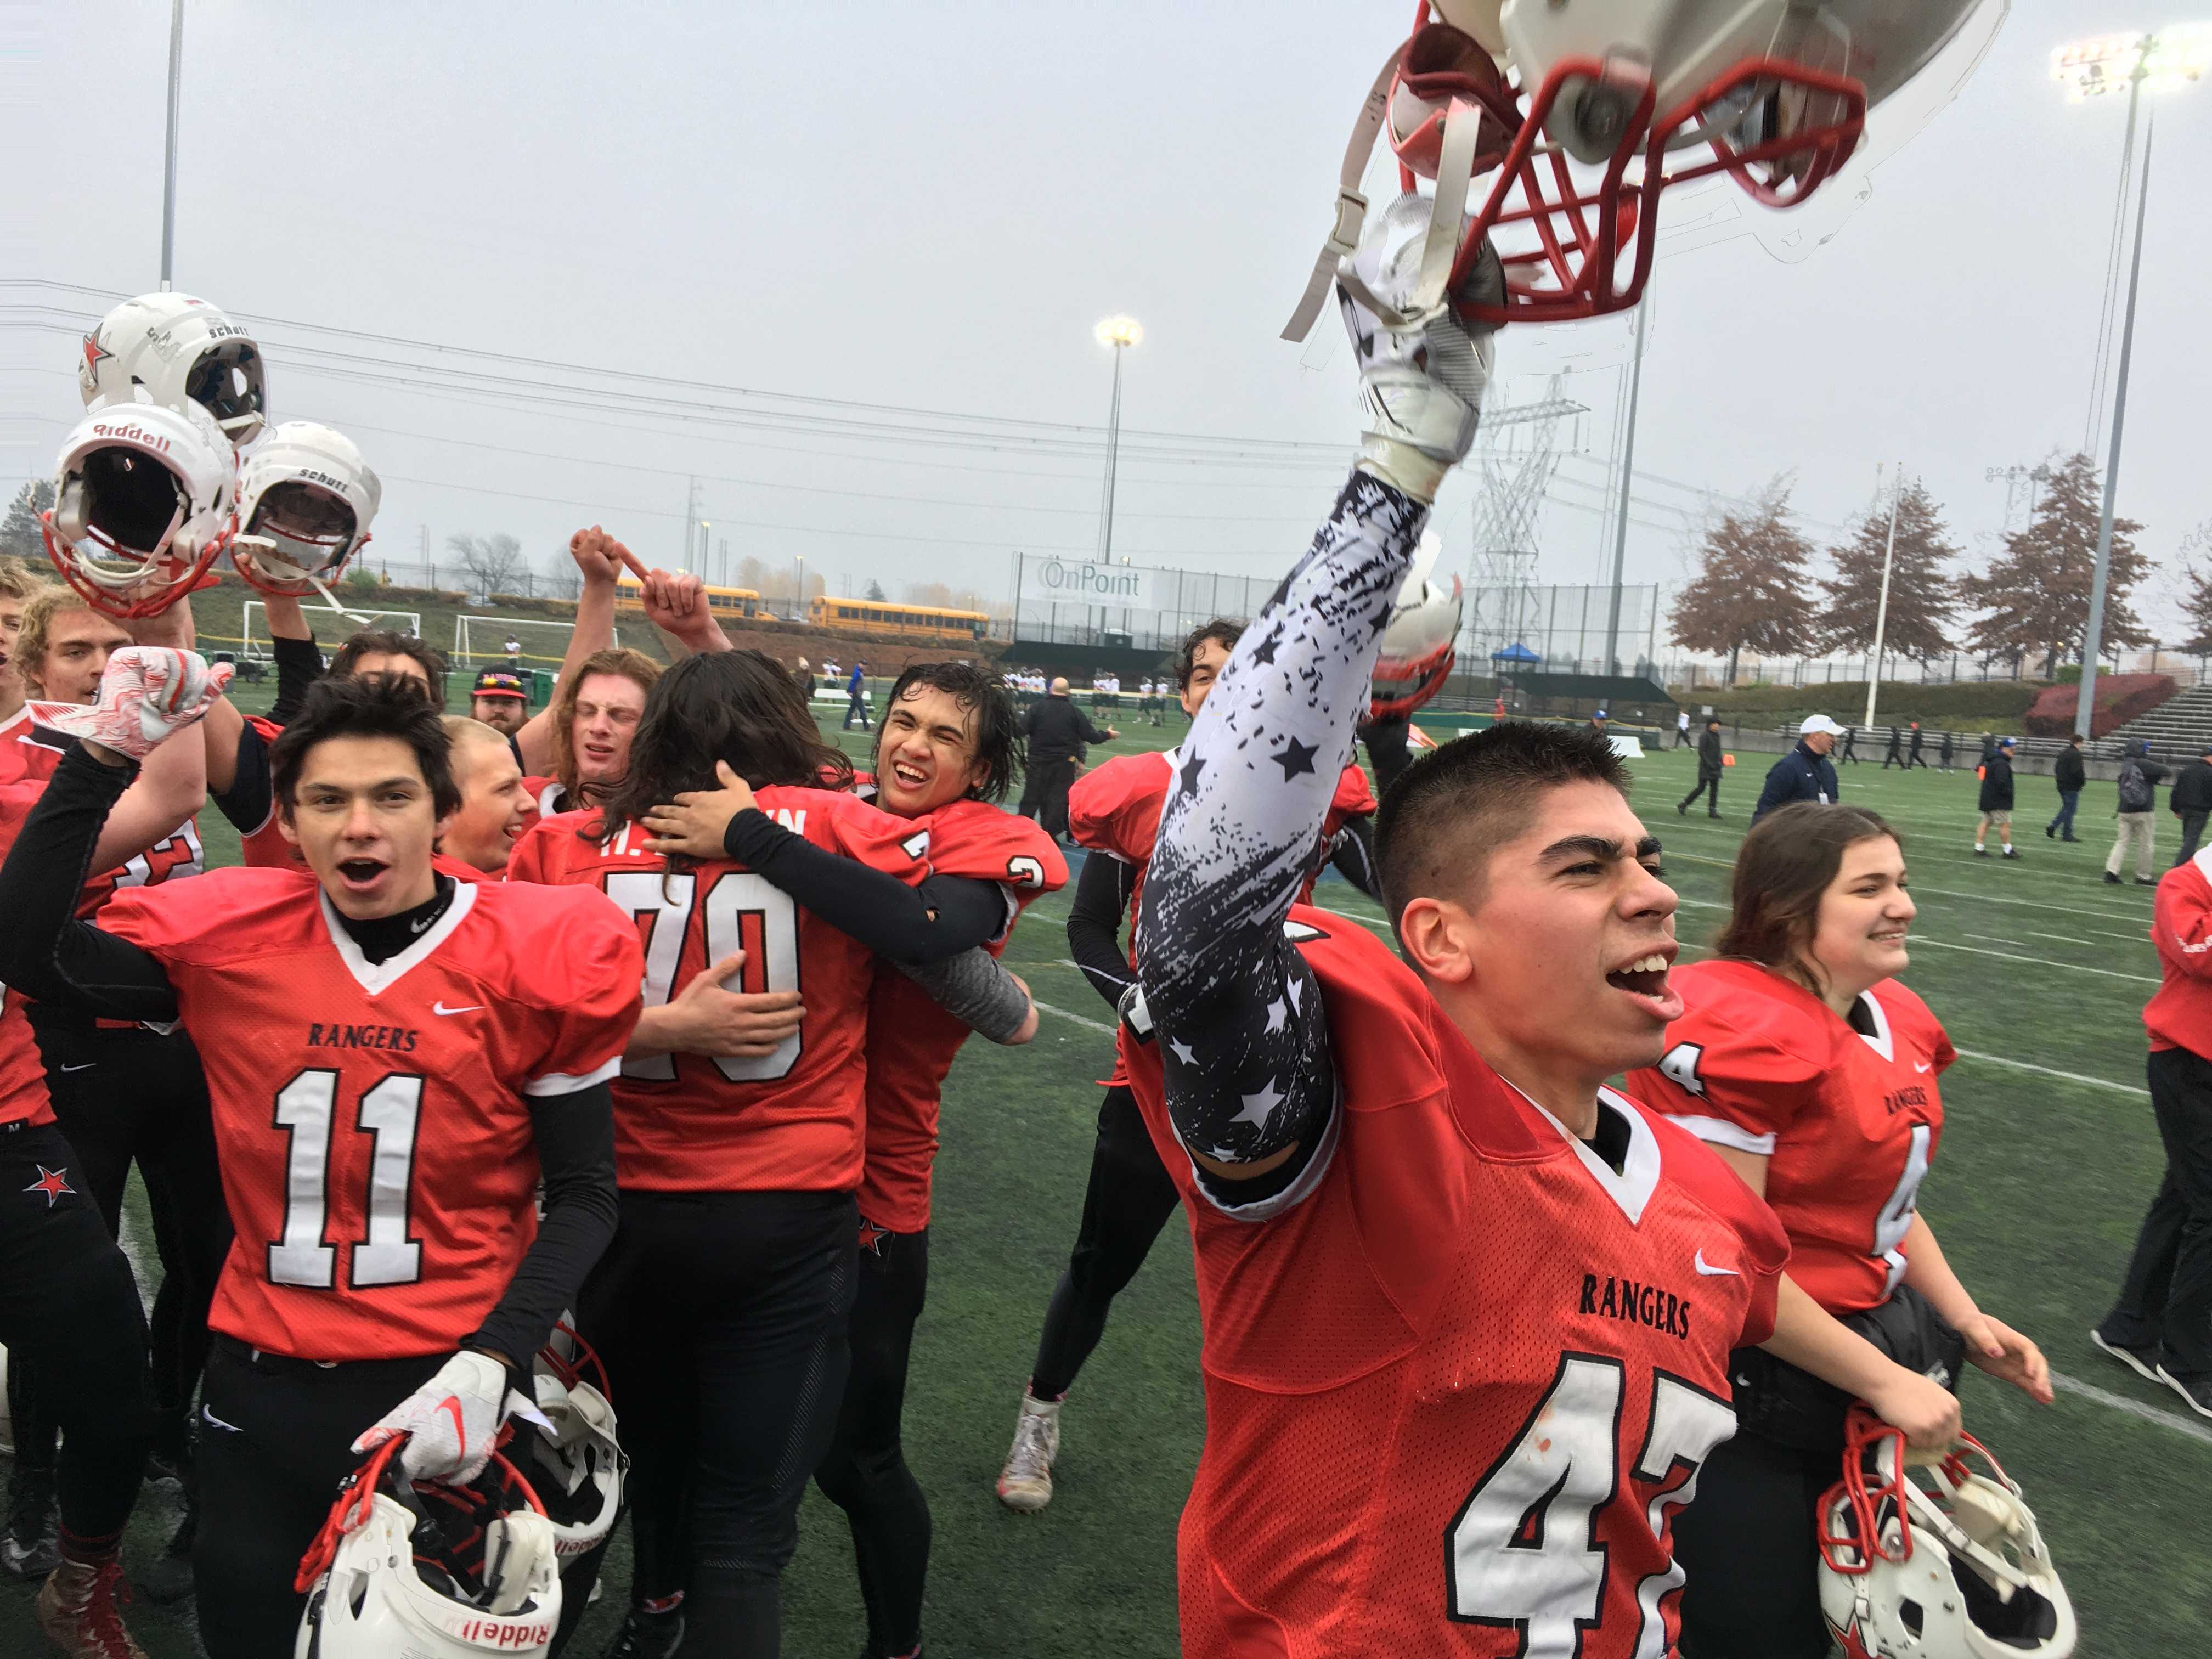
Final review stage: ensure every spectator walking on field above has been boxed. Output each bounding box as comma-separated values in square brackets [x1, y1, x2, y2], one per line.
[1975, 737, 2021, 860]
[1673, 708, 1691, 748]
[1909, 720, 1928, 766]
[2048, 732, 2086, 842]
[2172, 742, 2212, 866]
[2107, 740, 2171, 885]
[1019, 677, 1116, 842]
[1677, 718, 1726, 819]
[1939, 729, 1956, 772]
[1837, 724, 1861, 764]
[2092, 850, 2212, 1419]
[843, 659, 873, 730]
[1752, 714, 1843, 823]
[1881, 724, 1905, 767]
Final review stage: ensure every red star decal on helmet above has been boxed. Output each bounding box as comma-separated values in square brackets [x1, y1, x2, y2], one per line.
[23, 1165, 73, 1208]
[857, 1220, 891, 1257]
[81, 332, 112, 375]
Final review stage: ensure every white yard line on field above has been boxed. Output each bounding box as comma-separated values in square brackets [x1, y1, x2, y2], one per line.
[1966, 933, 2033, 950]
[1948, 1048, 2148, 1097]
[1908, 938, 2158, 983]
[2027, 927, 2149, 948]
[1034, 999, 1116, 1036]
[2050, 1370, 2212, 1447]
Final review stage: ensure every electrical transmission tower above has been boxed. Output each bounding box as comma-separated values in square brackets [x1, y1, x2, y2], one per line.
[1464, 374, 1585, 667]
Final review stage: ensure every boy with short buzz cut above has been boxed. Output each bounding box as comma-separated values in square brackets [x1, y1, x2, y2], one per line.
[0, 661, 642, 1659]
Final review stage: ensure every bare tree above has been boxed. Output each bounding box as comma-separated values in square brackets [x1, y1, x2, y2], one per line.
[447, 532, 527, 596]
[1, 480, 56, 562]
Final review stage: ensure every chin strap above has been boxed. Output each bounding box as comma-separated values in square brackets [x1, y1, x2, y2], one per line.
[1281, 45, 1403, 342]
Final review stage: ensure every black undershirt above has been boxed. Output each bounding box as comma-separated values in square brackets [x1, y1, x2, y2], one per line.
[335, 876, 456, 965]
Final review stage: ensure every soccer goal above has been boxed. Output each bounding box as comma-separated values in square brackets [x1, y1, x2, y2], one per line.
[452, 614, 619, 673]
[240, 602, 423, 661]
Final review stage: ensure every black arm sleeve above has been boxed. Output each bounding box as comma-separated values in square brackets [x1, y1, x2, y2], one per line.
[1363, 716, 1414, 797]
[465, 1081, 618, 1367]
[0, 746, 179, 1022]
[1066, 849, 1138, 1012]
[1080, 710, 1113, 745]
[269, 633, 324, 726]
[720, 810, 1009, 964]
[1327, 815, 1383, 902]
[1137, 472, 1428, 1213]
[208, 713, 275, 837]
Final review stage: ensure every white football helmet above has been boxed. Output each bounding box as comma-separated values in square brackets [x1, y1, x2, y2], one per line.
[1371, 529, 1462, 720]
[518, 1327, 625, 1564]
[231, 423, 381, 597]
[41, 402, 237, 619]
[78, 292, 267, 445]
[295, 1440, 562, 1659]
[1818, 1413, 2076, 1659]
[1285, 0, 2002, 336]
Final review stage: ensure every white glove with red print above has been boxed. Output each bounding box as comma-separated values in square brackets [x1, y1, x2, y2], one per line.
[353, 1350, 515, 1485]
[29, 646, 232, 763]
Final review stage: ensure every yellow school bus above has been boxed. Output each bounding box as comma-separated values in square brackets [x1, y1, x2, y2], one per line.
[809, 597, 989, 642]
[614, 577, 762, 619]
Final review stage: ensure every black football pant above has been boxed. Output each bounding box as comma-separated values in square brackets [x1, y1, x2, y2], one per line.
[1671, 1421, 1835, 1659]
[0, 1120, 156, 1555]
[28, 1012, 230, 1466]
[815, 1222, 931, 1659]
[1029, 1085, 1183, 1401]
[565, 1187, 857, 1659]
[195, 1336, 444, 1659]
[2179, 810, 2211, 866]
[1018, 759, 1076, 840]
[2103, 1044, 2212, 1376]
[1679, 774, 1720, 815]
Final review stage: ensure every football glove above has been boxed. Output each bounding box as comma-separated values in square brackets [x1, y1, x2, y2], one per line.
[353, 1350, 518, 1486]
[1335, 193, 1498, 503]
[29, 646, 233, 763]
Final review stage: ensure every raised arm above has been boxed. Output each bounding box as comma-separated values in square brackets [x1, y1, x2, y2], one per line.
[1137, 196, 1488, 1210]
[516, 526, 623, 772]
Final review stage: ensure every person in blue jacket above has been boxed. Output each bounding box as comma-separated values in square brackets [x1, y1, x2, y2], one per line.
[1752, 714, 1844, 823]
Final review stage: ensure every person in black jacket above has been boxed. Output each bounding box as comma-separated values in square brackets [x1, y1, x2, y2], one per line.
[2047, 733, 2086, 842]
[1975, 737, 2020, 859]
[1837, 724, 1860, 764]
[1751, 715, 1843, 823]
[1679, 717, 1726, 817]
[2107, 740, 2171, 885]
[1881, 724, 1905, 767]
[2171, 742, 2212, 866]
[1909, 721, 1928, 767]
[1939, 729, 1956, 772]
[1018, 678, 1116, 842]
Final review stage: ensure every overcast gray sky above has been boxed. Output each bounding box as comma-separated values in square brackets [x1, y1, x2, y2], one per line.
[4, 1, 2208, 637]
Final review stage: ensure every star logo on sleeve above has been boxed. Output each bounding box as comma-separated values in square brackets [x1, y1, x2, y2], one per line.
[1272, 737, 1319, 781]
[1167, 1037, 1198, 1066]
[22, 1166, 73, 1209]
[1177, 751, 1207, 796]
[1265, 997, 1288, 1033]
[1248, 633, 1281, 666]
[857, 1220, 892, 1257]
[1233, 1079, 1283, 1128]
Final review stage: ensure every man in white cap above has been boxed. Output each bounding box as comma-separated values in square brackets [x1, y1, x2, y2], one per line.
[1752, 713, 1845, 823]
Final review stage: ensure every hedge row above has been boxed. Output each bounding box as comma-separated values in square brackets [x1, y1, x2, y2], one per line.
[2022, 673, 2178, 738]
[1686, 680, 2043, 723]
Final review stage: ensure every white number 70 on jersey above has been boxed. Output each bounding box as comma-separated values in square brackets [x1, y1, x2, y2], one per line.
[608, 869, 802, 1082]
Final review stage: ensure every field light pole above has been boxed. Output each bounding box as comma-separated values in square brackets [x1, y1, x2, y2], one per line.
[1863, 464, 1904, 730]
[1601, 281, 1651, 676]
[1093, 317, 1142, 567]
[160, 0, 184, 288]
[2054, 27, 2205, 740]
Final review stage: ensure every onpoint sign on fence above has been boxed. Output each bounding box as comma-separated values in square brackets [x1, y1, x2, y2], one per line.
[1029, 559, 1155, 607]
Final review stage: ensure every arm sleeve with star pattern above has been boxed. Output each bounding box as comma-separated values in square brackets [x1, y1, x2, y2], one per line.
[1134, 472, 1429, 1214]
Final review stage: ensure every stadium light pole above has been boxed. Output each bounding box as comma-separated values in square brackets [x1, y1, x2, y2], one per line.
[160, 0, 184, 288]
[1600, 280, 1651, 677]
[1863, 464, 1904, 730]
[2053, 28, 2207, 740]
[1093, 317, 1142, 567]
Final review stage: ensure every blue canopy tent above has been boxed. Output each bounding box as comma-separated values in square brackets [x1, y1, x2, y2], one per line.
[1490, 642, 1542, 666]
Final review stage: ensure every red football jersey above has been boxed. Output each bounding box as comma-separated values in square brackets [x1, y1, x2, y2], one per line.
[2145, 850, 2212, 1055]
[1067, 751, 1176, 1088]
[1121, 908, 1787, 1657]
[507, 789, 930, 1192]
[237, 715, 298, 868]
[0, 765, 56, 1130]
[854, 794, 1066, 1232]
[0, 716, 202, 913]
[1295, 760, 1379, 905]
[1628, 958, 1953, 1315]
[100, 868, 641, 1361]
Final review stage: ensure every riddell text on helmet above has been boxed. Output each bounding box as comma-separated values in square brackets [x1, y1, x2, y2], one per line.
[89, 421, 173, 453]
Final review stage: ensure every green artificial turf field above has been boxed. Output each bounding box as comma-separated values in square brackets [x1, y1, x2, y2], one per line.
[5, 693, 2208, 1656]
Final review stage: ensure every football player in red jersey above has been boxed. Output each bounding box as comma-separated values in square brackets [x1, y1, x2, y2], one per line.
[437, 716, 538, 876]
[0, 663, 644, 1659]
[809, 660, 1065, 1659]
[1111, 198, 1791, 1657]
[509, 649, 1035, 1659]
[1627, 803, 2051, 1659]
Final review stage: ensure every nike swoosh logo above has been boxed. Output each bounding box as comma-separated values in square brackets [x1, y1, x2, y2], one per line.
[431, 1002, 483, 1016]
[200, 1405, 244, 1434]
[58, 1063, 95, 1073]
[437, 1395, 467, 1457]
[1914, 1062, 1932, 1074]
[1693, 1250, 1740, 1278]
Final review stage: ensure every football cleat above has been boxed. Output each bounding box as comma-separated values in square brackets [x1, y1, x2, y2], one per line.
[1, 1462, 58, 1579]
[995, 1390, 1062, 1514]
[1817, 1409, 2075, 1659]
[41, 403, 238, 619]
[2088, 1327, 2160, 1385]
[1371, 529, 1463, 720]
[598, 1605, 685, 1659]
[35, 1558, 148, 1659]
[230, 422, 381, 600]
[2154, 1363, 2212, 1421]
[78, 292, 266, 445]
[293, 1438, 562, 1657]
